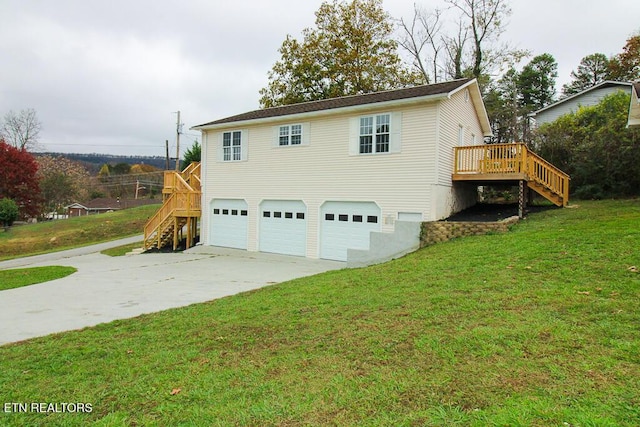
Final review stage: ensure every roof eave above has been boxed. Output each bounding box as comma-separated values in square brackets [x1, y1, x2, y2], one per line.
[192, 92, 450, 131]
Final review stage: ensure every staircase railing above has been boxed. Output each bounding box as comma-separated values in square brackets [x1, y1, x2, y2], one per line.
[143, 190, 201, 248]
[527, 150, 570, 206]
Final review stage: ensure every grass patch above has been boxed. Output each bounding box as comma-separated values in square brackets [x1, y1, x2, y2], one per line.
[0, 200, 638, 426]
[0, 266, 77, 291]
[0, 204, 158, 260]
[100, 242, 143, 257]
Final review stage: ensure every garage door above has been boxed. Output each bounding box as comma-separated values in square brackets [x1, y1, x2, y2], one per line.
[259, 200, 307, 256]
[210, 199, 248, 249]
[320, 201, 381, 261]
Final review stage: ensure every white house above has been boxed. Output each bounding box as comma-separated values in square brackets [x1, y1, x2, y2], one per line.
[530, 81, 633, 126]
[192, 78, 492, 264]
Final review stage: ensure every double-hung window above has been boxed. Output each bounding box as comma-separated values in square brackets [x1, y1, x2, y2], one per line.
[359, 114, 390, 154]
[222, 131, 242, 161]
[279, 124, 303, 146]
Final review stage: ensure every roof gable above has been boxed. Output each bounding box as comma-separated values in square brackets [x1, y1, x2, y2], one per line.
[194, 78, 476, 129]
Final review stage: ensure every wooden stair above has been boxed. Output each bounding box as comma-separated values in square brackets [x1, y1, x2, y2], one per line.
[143, 163, 201, 251]
[453, 143, 570, 207]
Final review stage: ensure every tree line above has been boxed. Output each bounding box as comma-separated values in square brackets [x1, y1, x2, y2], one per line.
[259, 0, 640, 198]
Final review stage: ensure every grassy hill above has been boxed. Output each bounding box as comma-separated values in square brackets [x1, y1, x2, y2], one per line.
[0, 204, 158, 260]
[0, 200, 638, 426]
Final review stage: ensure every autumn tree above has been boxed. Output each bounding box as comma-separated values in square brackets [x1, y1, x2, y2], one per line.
[0, 140, 42, 218]
[608, 33, 640, 81]
[259, 0, 417, 107]
[36, 155, 91, 214]
[1, 109, 42, 151]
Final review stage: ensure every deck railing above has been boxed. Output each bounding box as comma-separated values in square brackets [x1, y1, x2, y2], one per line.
[454, 143, 570, 205]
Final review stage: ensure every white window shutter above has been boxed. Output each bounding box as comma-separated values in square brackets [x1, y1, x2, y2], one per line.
[272, 126, 280, 147]
[390, 112, 402, 153]
[241, 129, 249, 161]
[302, 123, 310, 145]
[216, 132, 224, 162]
[348, 117, 359, 155]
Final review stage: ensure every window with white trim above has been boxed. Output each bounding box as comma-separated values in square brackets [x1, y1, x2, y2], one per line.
[359, 114, 390, 154]
[223, 130, 242, 161]
[279, 124, 303, 146]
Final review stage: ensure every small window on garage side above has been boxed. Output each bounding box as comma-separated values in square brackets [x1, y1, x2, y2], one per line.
[231, 209, 238, 215]
[263, 211, 271, 218]
[285, 212, 293, 219]
[325, 213, 335, 221]
[296, 212, 305, 219]
[339, 214, 348, 222]
[222, 209, 229, 215]
[241, 210, 248, 216]
[367, 215, 378, 223]
[353, 215, 363, 222]
[274, 211, 282, 218]
[214, 208, 220, 214]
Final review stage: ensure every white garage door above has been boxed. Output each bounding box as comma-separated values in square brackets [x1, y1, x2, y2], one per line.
[320, 201, 381, 261]
[259, 200, 307, 256]
[210, 199, 248, 249]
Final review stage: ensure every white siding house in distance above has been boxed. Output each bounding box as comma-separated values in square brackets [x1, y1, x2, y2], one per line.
[530, 81, 633, 126]
[193, 78, 492, 265]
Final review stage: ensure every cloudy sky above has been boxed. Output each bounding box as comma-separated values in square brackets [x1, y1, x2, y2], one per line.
[1, 0, 638, 157]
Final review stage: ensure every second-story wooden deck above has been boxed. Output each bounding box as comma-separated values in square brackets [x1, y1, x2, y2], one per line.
[453, 143, 569, 207]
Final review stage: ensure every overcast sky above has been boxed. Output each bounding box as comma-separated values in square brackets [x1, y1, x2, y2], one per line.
[1, 0, 638, 157]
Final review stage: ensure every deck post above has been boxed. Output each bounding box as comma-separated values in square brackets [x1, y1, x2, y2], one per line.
[518, 180, 527, 219]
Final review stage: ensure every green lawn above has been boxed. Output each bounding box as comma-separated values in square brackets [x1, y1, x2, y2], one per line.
[0, 204, 158, 260]
[0, 200, 638, 426]
[0, 266, 77, 291]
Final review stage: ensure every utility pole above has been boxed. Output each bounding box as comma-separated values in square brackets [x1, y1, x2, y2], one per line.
[165, 140, 170, 170]
[175, 110, 181, 171]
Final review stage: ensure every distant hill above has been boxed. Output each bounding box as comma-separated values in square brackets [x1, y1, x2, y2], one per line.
[36, 152, 175, 174]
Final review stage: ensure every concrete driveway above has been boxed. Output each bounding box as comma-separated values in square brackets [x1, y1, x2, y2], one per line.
[0, 239, 344, 345]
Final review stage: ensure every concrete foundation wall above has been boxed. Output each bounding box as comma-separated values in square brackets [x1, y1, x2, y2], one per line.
[347, 221, 421, 268]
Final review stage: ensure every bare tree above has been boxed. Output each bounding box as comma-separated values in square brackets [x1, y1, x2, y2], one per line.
[1, 108, 42, 151]
[446, 0, 518, 79]
[442, 17, 470, 79]
[398, 5, 445, 84]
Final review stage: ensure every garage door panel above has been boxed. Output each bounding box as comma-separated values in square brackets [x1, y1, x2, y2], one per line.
[260, 200, 306, 256]
[320, 202, 381, 261]
[210, 199, 248, 249]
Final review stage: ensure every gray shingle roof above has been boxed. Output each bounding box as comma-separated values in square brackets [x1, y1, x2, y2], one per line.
[194, 78, 472, 128]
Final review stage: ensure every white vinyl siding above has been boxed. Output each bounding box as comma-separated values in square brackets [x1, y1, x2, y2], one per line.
[200, 88, 485, 257]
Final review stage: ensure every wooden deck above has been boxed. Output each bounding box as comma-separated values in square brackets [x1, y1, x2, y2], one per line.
[453, 143, 570, 207]
[143, 162, 201, 251]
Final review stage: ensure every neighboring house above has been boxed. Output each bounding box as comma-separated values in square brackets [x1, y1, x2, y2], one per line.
[530, 81, 633, 126]
[66, 198, 160, 217]
[628, 82, 640, 128]
[192, 78, 492, 264]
